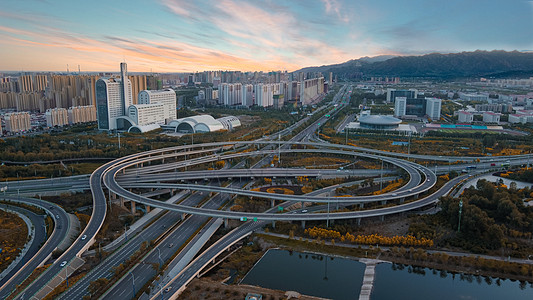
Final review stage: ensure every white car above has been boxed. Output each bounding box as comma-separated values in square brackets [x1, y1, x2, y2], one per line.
[301, 210, 308, 213]
[60, 261, 67, 267]
[81, 235, 87, 240]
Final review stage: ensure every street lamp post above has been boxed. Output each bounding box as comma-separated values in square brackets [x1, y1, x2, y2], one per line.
[380, 159, 384, 191]
[458, 199, 463, 233]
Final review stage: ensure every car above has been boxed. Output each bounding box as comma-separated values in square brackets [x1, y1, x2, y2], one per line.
[165, 287, 172, 293]
[391, 193, 397, 196]
[301, 210, 308, 213]
[168, 243, 174, 248]
[49, 206, 54, 209]
[81, 235, 87, 240]
[60, 261, 67, 267]
[56, 215, 60, 219]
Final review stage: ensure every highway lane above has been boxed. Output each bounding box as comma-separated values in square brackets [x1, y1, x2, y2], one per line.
[101, 181, 243, 300]
[56, 192, 203, 300]
[159, 172, 469, 299]
[0, 205, 46, 286]
[108, 147, 432, 204]
[116, 168, 391, 183]
[0, 196, 69, 300]
[0, 175, 90, 195]
[12, 162, 110, 300]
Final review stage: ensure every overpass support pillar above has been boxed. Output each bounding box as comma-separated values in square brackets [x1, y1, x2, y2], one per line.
[120, 197, 125, 208]
[301, 220, 306, 229]
[356, 218, 361, 226]
[301, 201, 305, 209]
[413, 194, 418, 200]
[146, 205, 151, 213]
[400, 197, 405, 203]
[359, 203, 364, 209]
[380, 215, 385, 222]
[381, 200, 387, 206]
[224, 218, 229, 228]
[271, 221, 276, 229]
[131, 201, 136, 214]
[181, 213, 186, 221]
[271, 199, 275, 208]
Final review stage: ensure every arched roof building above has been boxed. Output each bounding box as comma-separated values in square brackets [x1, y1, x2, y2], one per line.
[358, 115, 402, 130]
[166, 114, 240, 133]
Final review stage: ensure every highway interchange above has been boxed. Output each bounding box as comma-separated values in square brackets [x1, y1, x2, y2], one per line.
[1, 84, 532, 299]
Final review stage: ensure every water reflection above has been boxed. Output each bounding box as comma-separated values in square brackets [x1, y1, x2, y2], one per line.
[372, 263, 533, 300]
[241, 249, 365, 300]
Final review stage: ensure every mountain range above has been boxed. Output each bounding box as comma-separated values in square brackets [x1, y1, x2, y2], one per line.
[297, 50, 533, 79]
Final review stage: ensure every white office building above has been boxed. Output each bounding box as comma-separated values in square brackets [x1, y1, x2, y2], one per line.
[95, 63, 133, 131]
[425, 97, 442, 120]
[394, 97, 407, 117]
[482, 112, 501, 124]
[128, 103, 166, 126]
[138, 89, 177, 121]
[457, 111, 474, 123]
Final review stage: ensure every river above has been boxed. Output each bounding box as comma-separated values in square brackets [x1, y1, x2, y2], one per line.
[242, 249, 533, 299]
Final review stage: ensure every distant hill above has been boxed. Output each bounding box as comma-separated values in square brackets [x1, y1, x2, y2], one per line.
[297, 50, 533, 79]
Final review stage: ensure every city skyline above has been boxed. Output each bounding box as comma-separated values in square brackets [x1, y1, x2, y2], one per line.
[1, 0, 532, 72]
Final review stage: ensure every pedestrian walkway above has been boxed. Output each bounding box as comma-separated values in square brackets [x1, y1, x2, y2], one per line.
[358, 258, 385, 300]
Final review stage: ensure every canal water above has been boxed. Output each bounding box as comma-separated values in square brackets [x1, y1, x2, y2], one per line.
[372, 263, 533, 300]
[241, 249, 366, 300]
[242, 249, 533, 300]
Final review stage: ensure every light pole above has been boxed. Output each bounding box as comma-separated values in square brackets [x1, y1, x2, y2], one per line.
[457, 199, 463, 233]
[159, 283, 164, 300]
[380, 159, 384, 191]
[65, 264, 69, 287]
[327, 194, 330, 227]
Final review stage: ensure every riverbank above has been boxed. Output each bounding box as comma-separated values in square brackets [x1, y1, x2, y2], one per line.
[256, 232, 533, 284]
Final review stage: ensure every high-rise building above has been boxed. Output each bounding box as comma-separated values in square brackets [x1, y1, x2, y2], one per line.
[138, 89, 177, 121]
[219, 83, 242, 106]
[394, 97, 407, 117]
[68, 105, 97, 124]
[387, 89, 417, 103]
[300, 77, 324, 105]
[425, 98, 442, 120]
[128, 103, 166, 126]
[45, 108, 68, 127]
[95, 77, 132, 130]
[4, 111, 31, 133]
[241, 84, 254, 107]
[128, 75, 147, 104]
[254, 83, 273, 107]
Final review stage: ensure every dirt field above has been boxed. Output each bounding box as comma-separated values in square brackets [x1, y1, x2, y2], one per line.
[180, 278, 329, 300]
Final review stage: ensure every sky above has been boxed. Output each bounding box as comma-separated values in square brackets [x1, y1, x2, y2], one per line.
[0, 0, 532, 73]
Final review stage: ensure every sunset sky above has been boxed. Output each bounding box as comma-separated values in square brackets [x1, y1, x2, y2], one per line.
[1, 0, 532, 72]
